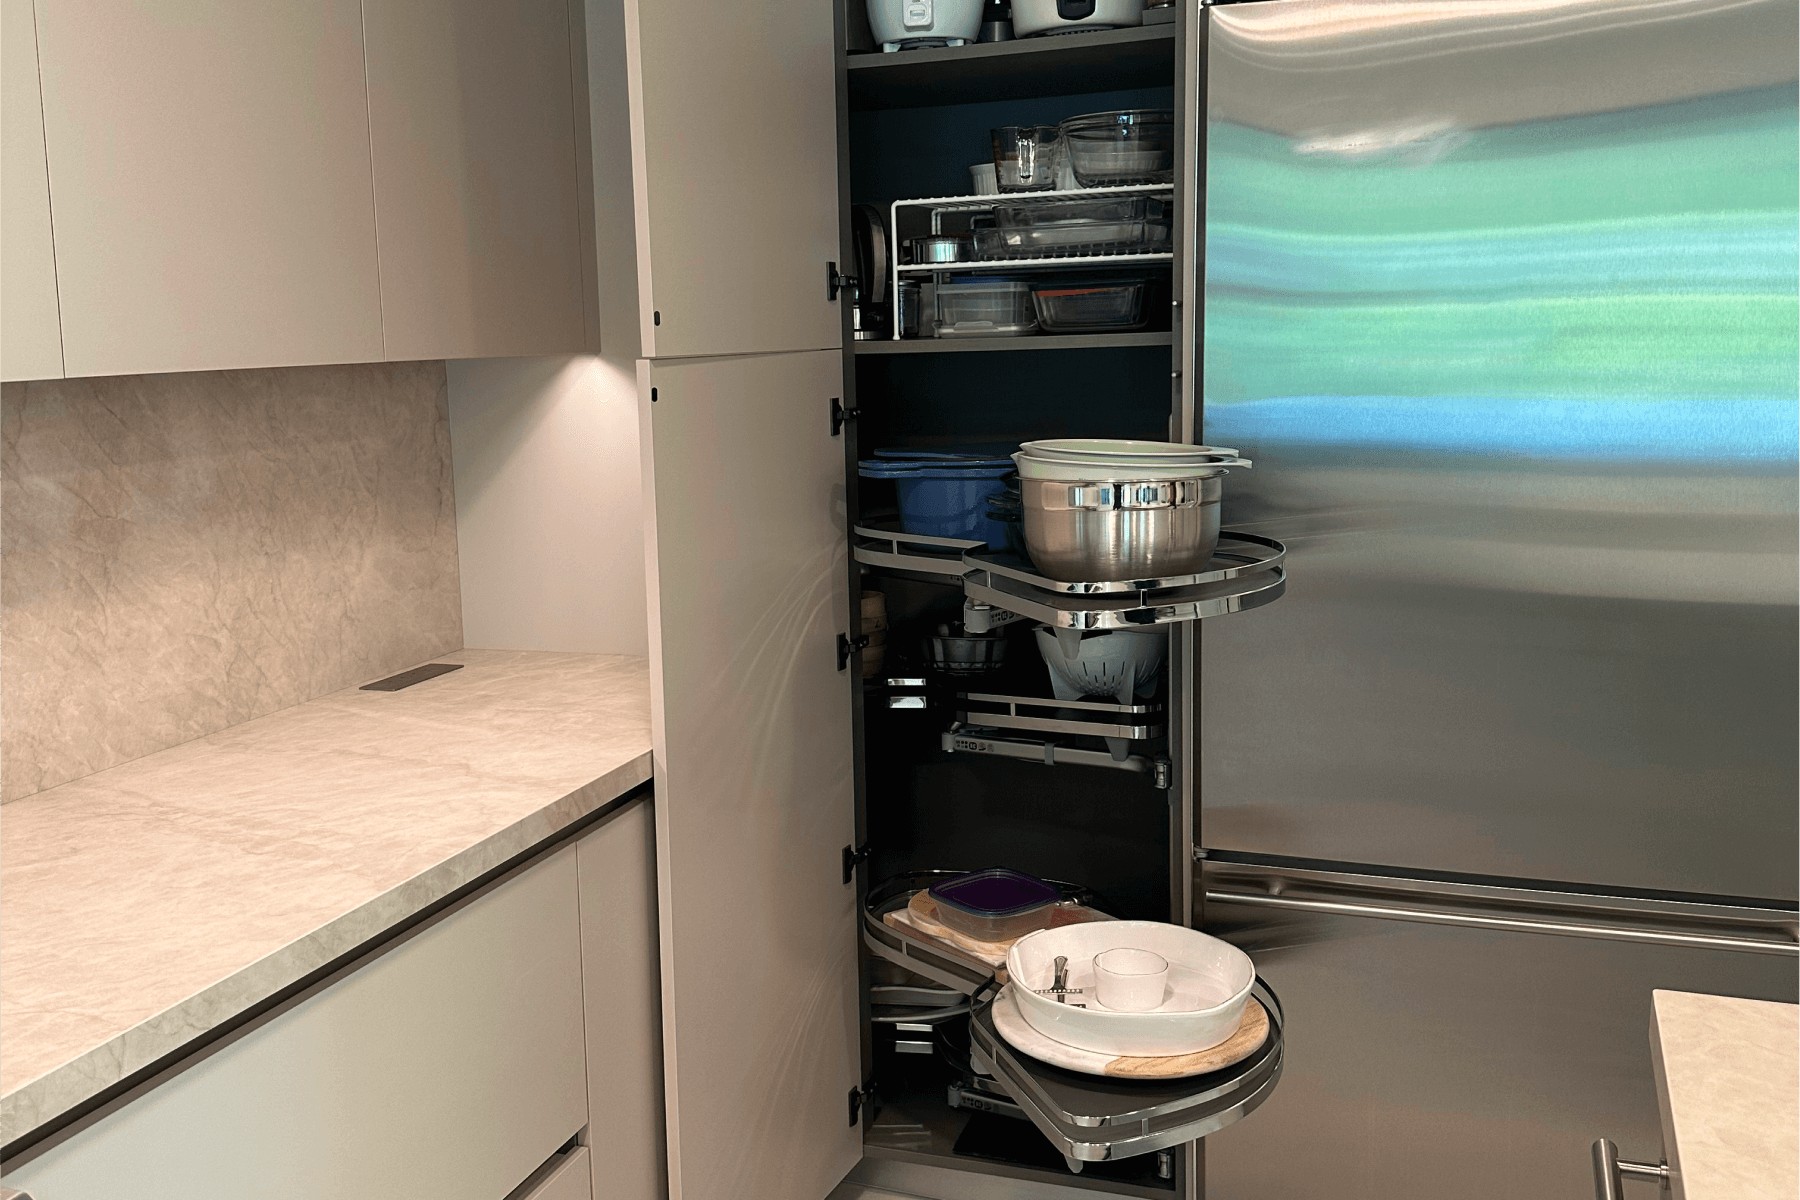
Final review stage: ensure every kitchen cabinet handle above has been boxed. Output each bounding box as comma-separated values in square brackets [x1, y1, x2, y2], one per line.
[1592, 1138, 1670, 1198]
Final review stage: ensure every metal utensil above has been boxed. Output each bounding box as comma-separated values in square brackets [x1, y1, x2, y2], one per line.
[1033, 954, 1086, 1005]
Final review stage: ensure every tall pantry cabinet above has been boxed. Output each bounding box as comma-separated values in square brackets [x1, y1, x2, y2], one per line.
[600, 3, 1278, 1200]
[594, 0, 863, 1197]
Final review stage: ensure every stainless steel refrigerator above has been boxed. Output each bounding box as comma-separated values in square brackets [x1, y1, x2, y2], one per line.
[1193, 1, 1800, 1196]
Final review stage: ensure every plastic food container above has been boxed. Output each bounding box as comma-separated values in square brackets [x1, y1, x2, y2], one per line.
[933, 278, 1038, 337]
[858, 450, 1016, 544]
[1031, 278, 1149, 332]
[929, 868, 1062, 941]
[1059, 109, 1175, 187]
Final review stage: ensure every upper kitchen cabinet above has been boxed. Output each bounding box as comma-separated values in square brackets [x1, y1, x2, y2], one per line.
[362, 0, 588, 361]
[2, 0, 63, 381]
[31, 0, 385, 378]
[607, 0, 842, 358]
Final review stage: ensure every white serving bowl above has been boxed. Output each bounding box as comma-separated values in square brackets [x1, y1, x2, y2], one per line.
[1007, 920, 1256, 1057]
[1020, 438, 1243, 463]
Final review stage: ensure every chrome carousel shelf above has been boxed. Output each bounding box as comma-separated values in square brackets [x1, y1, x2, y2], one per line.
[957, 692, 1163, 741]
[968, 980, 1286, 1169]
[852, 524, 1287, 630]
[860, 881, 1287, 1170]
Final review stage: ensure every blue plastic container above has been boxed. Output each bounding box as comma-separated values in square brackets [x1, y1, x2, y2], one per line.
[859, 454, 1015, 546]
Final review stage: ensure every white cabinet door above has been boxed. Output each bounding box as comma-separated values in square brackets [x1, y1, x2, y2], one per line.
[1, 0, 62, 381]
[32, 0, 384, 377]
[615, 0, 842, 359]
[576, 797, 665, 1200]
[2, 845, 588, 1200]
[520, 1145, 594, 1200]
[641, 351, 860, 1200]
[363, 0, 588, 361]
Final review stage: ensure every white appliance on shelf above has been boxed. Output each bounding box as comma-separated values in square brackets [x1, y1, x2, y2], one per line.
[867, 0, 985, 52]
[1012, 0, 1144, 38]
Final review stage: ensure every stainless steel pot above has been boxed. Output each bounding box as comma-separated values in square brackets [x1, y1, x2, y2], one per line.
[1018, 474, 1222, 582]
[909, 235, 971, 264]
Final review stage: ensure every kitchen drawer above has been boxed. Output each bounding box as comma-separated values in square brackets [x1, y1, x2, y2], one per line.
[3, 844, 587, 1200]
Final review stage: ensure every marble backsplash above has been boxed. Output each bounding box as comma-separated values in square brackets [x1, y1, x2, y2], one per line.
[1, 362, 464, 803]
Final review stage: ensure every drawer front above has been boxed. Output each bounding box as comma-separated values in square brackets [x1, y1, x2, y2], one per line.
[5, 845, 587, 1200]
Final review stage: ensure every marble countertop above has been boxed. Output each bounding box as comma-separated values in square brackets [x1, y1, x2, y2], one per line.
[0, 649, 652, 1146]
[1650, 989, 1799, 1200]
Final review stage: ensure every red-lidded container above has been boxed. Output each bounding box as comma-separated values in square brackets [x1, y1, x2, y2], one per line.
[928, 867, 1062, 941]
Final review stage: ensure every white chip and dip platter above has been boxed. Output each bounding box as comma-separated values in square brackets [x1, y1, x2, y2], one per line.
[1004, 920, 1260, 1063]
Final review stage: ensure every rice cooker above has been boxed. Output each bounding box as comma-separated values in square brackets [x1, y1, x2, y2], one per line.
[867, 0, 986, 51]
[1012, 0, 1144, 37]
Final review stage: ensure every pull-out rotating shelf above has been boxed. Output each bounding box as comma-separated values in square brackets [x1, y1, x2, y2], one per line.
[860, 880, 1286, 1170]
[968, 985, 1285, 1169]
[851, 525, 1286, 631]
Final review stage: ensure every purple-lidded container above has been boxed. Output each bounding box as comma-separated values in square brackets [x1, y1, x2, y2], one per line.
[929, 868, 1061, 942]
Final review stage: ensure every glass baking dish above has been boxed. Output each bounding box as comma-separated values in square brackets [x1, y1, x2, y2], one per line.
[975, 197, 1171, 259]
[1030, 277, 1150, 332]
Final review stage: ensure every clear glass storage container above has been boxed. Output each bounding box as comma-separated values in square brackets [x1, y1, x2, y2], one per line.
[1030, 277, 1150, 332]
[933, 278, 1038, 337]
[1060, 109, 1176, 187]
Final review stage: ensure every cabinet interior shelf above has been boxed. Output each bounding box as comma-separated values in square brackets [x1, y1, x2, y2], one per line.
[855, 331, 1172, 354]
[847, 24, 1177, 111]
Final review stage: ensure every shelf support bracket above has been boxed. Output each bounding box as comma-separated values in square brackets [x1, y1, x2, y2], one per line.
[843, 843, 871, 884]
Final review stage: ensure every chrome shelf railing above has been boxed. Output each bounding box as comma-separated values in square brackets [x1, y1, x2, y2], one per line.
[851, 524, 1287, 631]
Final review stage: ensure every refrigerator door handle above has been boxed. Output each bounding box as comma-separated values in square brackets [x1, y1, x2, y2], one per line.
[1200, 859, 1798, 956]
[1591, 1138, 1670, 1198]
[1204, 889, 1795, 956]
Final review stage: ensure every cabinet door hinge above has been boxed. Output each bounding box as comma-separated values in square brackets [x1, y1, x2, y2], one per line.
[842, 843, 870, 884]
[848, 1079, 877, 1126]
[831, 396, 860, 437]
[837, 631, 870, 671]
[827, 261, 859, 302]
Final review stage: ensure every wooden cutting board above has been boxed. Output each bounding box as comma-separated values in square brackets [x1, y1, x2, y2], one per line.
[883, 892, 1115, 983]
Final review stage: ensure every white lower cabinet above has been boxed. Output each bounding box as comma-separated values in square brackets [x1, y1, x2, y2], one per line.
[4, 843, 589, 1200]
[575, 799, 666, 1200]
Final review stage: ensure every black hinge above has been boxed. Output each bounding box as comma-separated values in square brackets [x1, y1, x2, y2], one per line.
[842, 843, 870, 884]
[848, 1079, 877, 1126]
[831, 396, 860, 437]
[837, 631, 869, 671]
[827, 261, 859, 302]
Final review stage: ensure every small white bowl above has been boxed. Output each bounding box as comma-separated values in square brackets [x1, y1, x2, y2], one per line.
[1007, 921, 1256, 1057]
[1093, 947, 1169, 1011]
